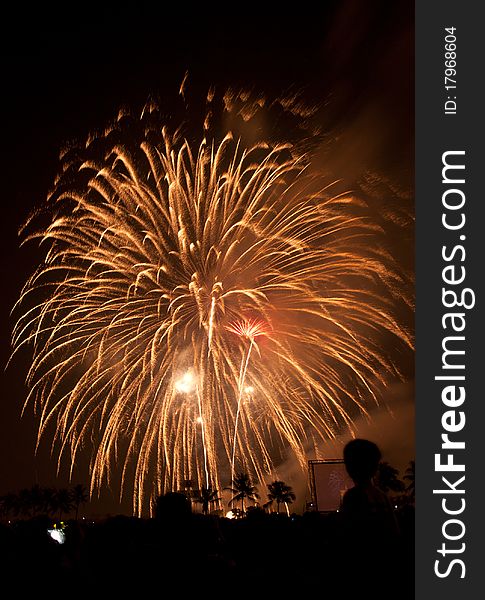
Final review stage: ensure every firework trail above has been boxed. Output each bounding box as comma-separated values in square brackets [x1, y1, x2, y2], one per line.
[12, 98, 413, 514]
[174, 369, 209, 489]
[226, 319, 266, 484]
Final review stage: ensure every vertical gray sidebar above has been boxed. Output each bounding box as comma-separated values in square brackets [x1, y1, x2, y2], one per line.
[416, 2, 483, 598]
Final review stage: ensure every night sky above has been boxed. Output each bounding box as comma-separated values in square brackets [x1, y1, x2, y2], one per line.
[0, 2, 414, 514]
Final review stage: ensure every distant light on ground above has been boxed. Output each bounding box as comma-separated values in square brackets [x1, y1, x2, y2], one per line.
[225, 510, 235, 519]
[48, 528, 65, 544]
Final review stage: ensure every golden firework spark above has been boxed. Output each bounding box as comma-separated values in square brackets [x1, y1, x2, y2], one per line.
[227, 319, 268, 484]
[12, 104, 412, 514]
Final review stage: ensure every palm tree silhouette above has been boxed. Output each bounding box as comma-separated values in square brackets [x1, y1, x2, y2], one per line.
[28, 484, 45, 516]
[225, 472, 259, 514]
[18, 488, 34, 518]
[42, 487, 58, 516]
[54, 488, 73, 521]
[194, 486, 220, 515]
[266, 480, 296, 514]
[374, 462, 405, 494]
[0, 492, 19, 519]
[403, 460, 415, 500]
[71, 484, 89, 520]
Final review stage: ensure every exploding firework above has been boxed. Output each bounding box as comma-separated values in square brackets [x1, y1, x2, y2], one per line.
[12, 99, 412, 514]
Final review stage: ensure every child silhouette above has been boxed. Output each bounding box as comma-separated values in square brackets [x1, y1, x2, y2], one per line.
[342, 438, 399, 535]
[340, 439, 402, 598]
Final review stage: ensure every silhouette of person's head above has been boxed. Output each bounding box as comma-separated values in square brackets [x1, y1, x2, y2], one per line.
[343, 439, 381, 486]
[154, 491, 192, 522]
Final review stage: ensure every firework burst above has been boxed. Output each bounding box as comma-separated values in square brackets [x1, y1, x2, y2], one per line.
[12, 102, 412, 514]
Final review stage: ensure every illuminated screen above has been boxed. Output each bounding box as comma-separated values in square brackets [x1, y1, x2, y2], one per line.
[311, 461, 354, 511]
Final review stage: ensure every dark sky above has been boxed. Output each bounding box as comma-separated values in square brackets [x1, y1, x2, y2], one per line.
[0, 2, 413, 514]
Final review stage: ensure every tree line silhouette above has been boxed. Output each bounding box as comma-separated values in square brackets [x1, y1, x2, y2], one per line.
[0, 483, 88, 520]
[175, 473, 295, 516]
[0, 460, 415, 520]
[0, 458, 415, 598]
